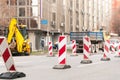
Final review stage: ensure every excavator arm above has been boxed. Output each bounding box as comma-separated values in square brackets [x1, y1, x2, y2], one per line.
[7, 18, 17, 44]
[7, 18, 26, 53]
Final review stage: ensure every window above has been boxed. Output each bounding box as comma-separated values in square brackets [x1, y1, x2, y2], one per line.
[30, 18, 38, 28]
[76, 0, 79, 9]
[52, 13, 56, 21]
[53, 0, 56, 3]
[32, 0, 38, 5]
[32, 7, 38, 16]
[19, 0, 25, 5]
[27, 0, 30, 5]
[7, 0, 16, 5]
[19, 8, 25, 16]
[76, 13, 79, 25]
[70, 1, 72, 8]
[70, 12, 72, 24]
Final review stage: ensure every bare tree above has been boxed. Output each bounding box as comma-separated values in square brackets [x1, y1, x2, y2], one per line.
[111, 6, 120, 35]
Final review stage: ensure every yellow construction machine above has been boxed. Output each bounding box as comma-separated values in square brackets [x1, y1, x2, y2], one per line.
[7, 18, 31, 56]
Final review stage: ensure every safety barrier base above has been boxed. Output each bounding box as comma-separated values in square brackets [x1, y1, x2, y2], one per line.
[114, 55, 120, 58]
[53, 64, 71, 69]
[80, 59, 92, 64]
[47, 54, 55, 57]
[0, 72, 26, 79]
[70, 54, 78, 56]
[101, 57, 110, 61]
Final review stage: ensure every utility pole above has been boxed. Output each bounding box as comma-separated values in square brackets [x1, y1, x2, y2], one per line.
[46, 0, 50, 46]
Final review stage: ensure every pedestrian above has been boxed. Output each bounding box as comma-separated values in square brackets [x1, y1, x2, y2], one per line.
[55, 41, 58, 51]
[41, 39, 44, 51]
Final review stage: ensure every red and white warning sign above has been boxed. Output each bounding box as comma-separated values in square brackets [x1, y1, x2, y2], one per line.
[80, 35, 92, 64]
[101, 40, 110, 61]
[48, 41, 53, 56]
[53, 35, 71, 69]
[0, 37, 16, 71]
[58, 36, 66, 64]
[72, 40, 76, 54]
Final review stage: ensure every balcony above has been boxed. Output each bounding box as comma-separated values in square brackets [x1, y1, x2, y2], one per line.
[60, 22, 64, 27]
[51, 21, 56, 27]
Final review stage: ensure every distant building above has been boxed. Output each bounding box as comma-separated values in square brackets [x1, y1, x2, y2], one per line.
[111, 0, 120, 34]
[0, 0, 112, 51]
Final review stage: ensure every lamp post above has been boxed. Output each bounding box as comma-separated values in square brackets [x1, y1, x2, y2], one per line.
[46, 0, 50, 46]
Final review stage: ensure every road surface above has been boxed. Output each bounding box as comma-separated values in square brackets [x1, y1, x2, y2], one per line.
[0, 53, 120, 80]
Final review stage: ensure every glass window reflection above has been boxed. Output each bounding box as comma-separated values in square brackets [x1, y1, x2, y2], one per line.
[32, 7, 38, 16]
[19, 0, 25, 5]
[32, 0, 38, 5]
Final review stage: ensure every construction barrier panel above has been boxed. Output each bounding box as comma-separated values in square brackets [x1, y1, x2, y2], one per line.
[53, 35, 71, 69]
[115, 42, 120, 57]
[70, 40, 78, 56]
[0, 37, 26, 79]
[47, 41, 55, 57]
[110, 43, 115, 54]
[81, 35, 92, 64]
[101, 40, 110, 61]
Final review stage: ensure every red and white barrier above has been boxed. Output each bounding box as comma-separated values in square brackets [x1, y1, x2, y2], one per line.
[71, 40, 78, 56]
[58, 36, 66, 64]
[83, 36, 90, 59]
[81, 35, 92, 64]
[110, 43, 115, 54]
[101, 40, 110, 61]
[89, 39, 91, 54]
[115, 42, 120, 57]
[48, 41, 54, 56]
[53, 35, 71, 69]
[0, 37, 16, 71]
[0, 37, 26, 79]
[117, 43, 120, 56]
[72, 40, 76, 54]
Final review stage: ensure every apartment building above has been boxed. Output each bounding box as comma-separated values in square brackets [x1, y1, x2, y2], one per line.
[0, 0, 112, 51]
[0, 0, 64, 51]
[111, 0, 120, 33]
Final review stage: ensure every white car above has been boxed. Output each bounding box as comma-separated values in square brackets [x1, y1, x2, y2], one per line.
[66, 41, 72, 49]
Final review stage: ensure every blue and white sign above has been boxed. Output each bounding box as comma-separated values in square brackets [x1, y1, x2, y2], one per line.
[41, 20, 48, 25]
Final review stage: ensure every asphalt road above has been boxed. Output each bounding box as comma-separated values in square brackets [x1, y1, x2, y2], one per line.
[0, 53, 120, 80]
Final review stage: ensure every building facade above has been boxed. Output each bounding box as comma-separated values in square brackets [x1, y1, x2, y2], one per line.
[0, 0, 112, 51]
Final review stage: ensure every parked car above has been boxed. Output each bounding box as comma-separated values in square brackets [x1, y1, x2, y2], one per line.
[67, 41, 72, 49]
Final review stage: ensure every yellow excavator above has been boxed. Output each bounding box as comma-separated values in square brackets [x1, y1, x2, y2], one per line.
[7, 18, 31, 56]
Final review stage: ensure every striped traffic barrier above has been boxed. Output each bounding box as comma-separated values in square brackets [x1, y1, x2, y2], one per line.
[47, 41, 54, 57]
[101, 40, 110, 61]
[70, 40, 78, 56]
[53, 35, 71, 69]
[115, 42, 120, 57]
[0, 37, 26, 79]
[81, 35, 92, 64]
[110, 43, 115, 54]
[89, 39, 92, 55]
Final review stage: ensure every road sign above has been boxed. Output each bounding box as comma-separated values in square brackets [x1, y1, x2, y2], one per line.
[70, 32, 103, 41]
[70, 32, 89, 40]
[96, 32, 103, 40]
[41, 20, 48, 25]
